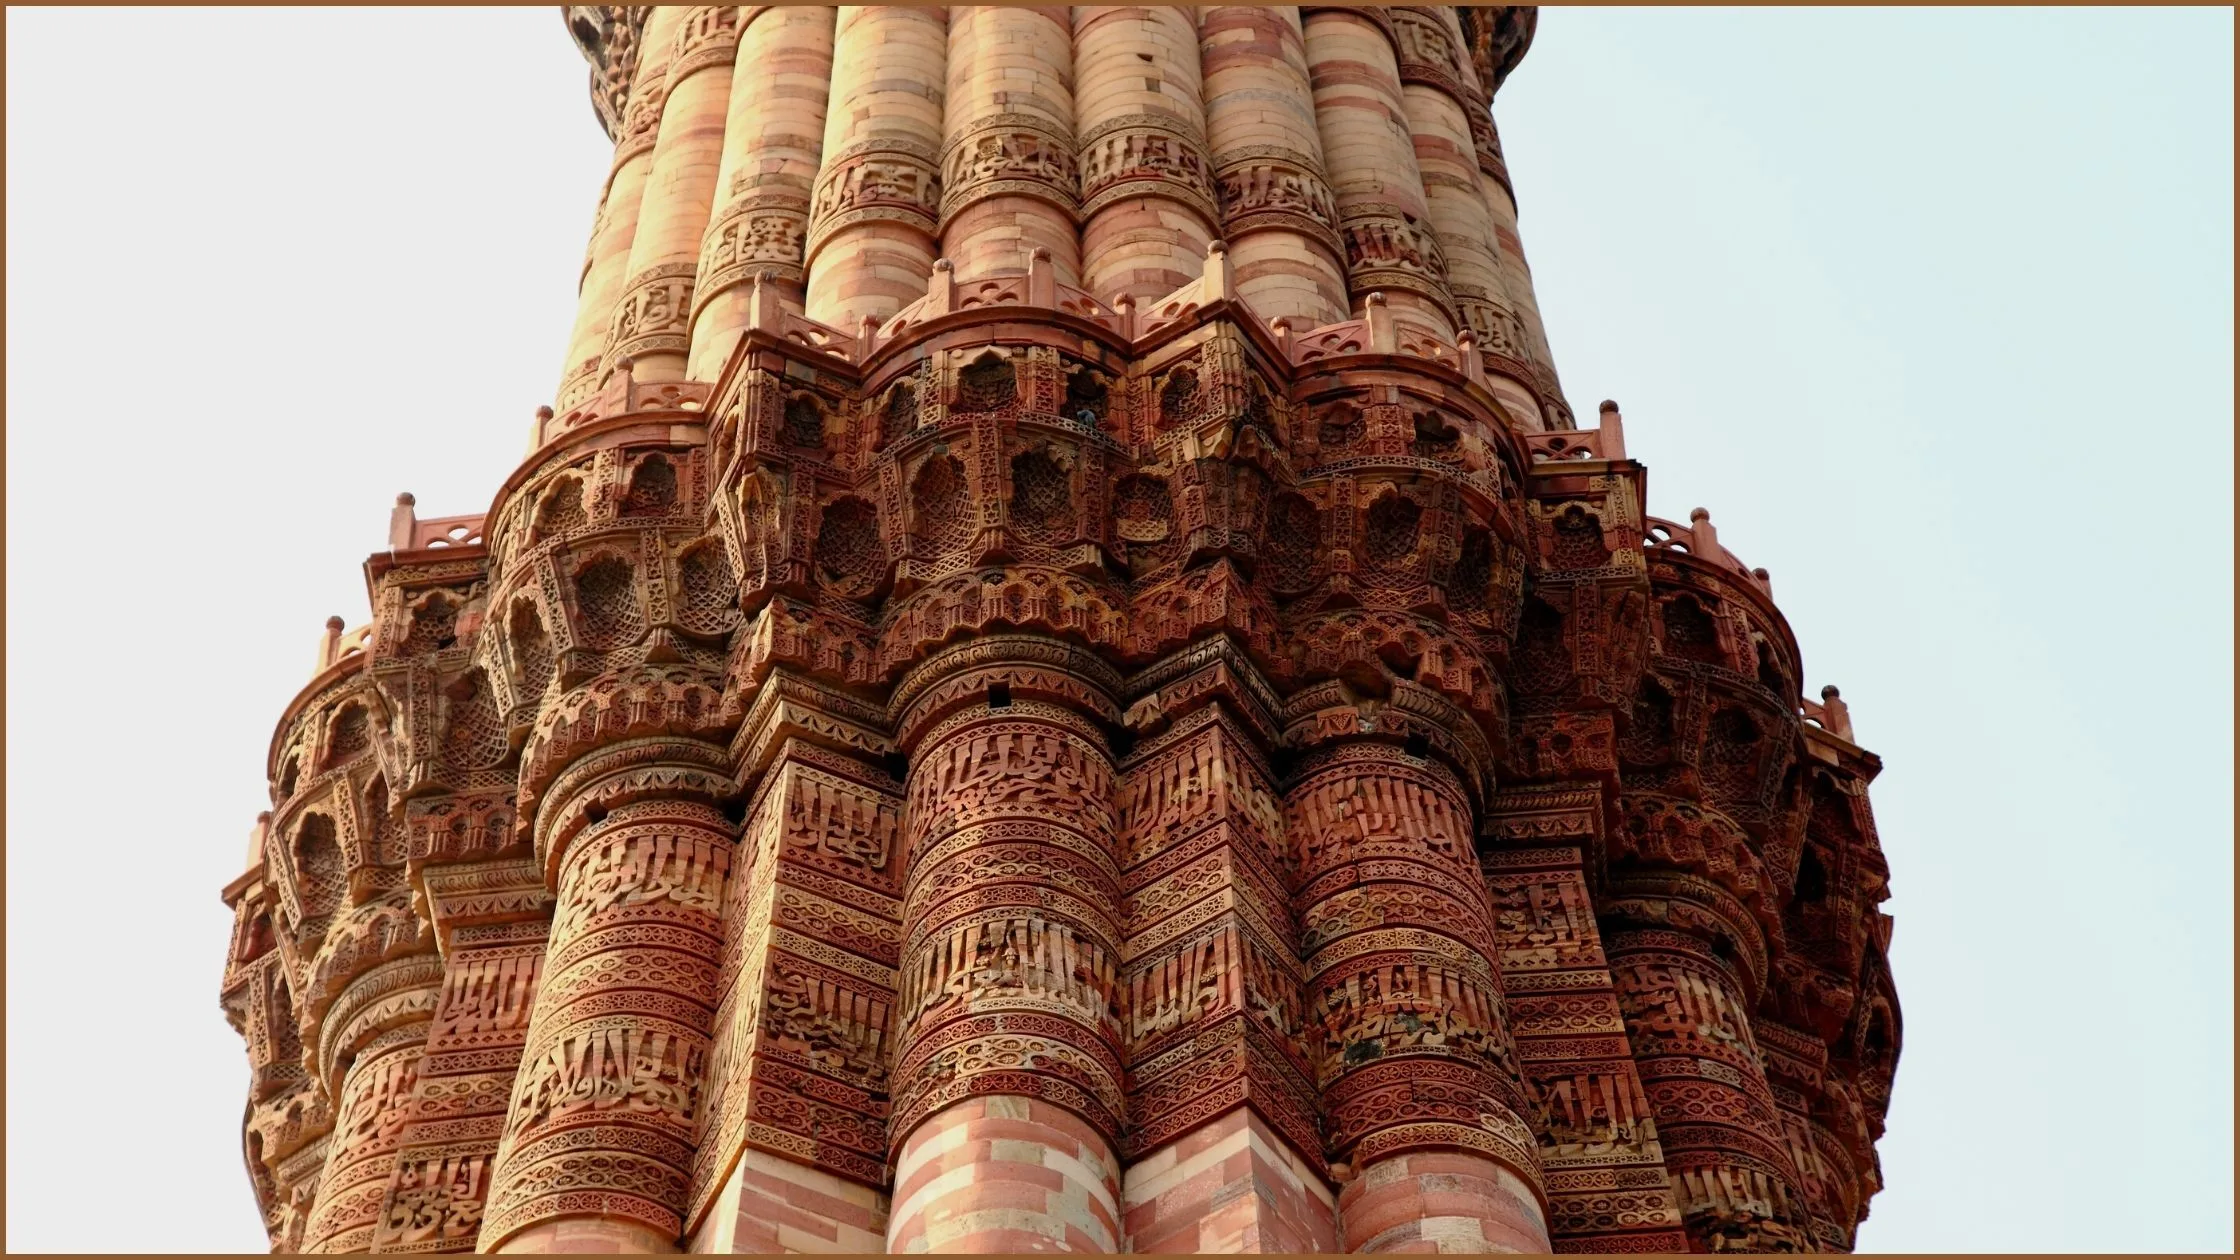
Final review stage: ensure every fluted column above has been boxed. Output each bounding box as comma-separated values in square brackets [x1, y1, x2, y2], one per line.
[686, 6, 837, 380]
[1392, 7, 1510, 349]
[1608, 924, 1815, 1253]
[1111, 667, 1336, 1254]
[683, 674, 902, 1252]
[477, 755, 737, 1253]
[1441, 5, 1559, 374]
[299, 953, 445, 1253]
[1481, 802, 1693, 1252]
[1197, 6, 1350, 326]
[1758, 1019, 1857, 1253]
[556, 5, 685, 410]
[1301, 8, 1456, 339]
[886, 641, 1127, 1253]
[306, 1032, 430, 1253]
[605, 7, 741, 385]
[245, 1013, 330, 1254]
[1285, 740, 1549, 1253]
[939, 6, 1081, 286]
[802, 6, 948, 330]
[1071, 6, 1220, 306]
[1475, 122, 1560, 381]
[370, 856, 551, 1254]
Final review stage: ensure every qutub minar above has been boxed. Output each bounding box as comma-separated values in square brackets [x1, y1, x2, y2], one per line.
[220, 6, 1901, 1253]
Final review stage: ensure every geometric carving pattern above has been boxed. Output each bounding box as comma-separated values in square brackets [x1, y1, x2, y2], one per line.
[224, 10, 1898, 1254]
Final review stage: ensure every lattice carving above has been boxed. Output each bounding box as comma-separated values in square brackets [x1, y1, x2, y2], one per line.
[814, 498, 884, 598]
[880, 381, 918, 447]
[954, 351, 1016, 413]
[227, 27, 1903, 1251]
[508, 600, 554, 702]
[401, 594, 458, 656]
[1113, 474, 1176, 578]
[441, 670, 508, 772]
[533, 477, 588, 541]
[571, 554, 642, 649]
[784, 393, 828, 450]
[911, 455, 974, 555]
[326, 703, 370, 766]
[1266, 493, 1321, 596]
[1661, 594, 1724, 666]
[295, 813, 346, 924]
[1362, 491, 1423, 569]
[1451, 528, 1494, 612]
[622, 454, 679, 517]
[1009, 448, 1072, 545]
[676, 540, 740, 634]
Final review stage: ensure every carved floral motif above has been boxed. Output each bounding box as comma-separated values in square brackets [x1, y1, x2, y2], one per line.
[228, 19, 1900, 1253]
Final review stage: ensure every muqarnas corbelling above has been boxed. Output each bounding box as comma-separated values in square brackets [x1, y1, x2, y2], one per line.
[221, 7, 1898, 1255]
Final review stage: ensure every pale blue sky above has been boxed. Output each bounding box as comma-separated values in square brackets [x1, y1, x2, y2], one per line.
[7, 7, 2231, 1252]
[1499, 9, 2234, 1251]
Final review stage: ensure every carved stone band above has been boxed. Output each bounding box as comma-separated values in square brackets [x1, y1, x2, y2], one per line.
[804, 142, 942, 264]
[940, 114, 1082, 227]
[1077, 113, 1220, 223]
[607, 264, 698, 364]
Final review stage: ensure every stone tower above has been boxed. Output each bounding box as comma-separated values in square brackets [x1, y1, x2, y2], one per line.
[220, 7, 1900, 1253]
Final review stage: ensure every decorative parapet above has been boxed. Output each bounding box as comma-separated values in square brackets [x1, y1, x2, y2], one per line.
[313, 618, 374, 678]
[1644, 508, 1764, 585]
[1524, 398, 1628, 462]
[540, 360, 713, 442]
[384, 492, 487, 554]
[679, 241, 1574, 430]
[227, 10, 1902, 1253]
[1639, 499, 1871, 755]
[1802, 685, 1861, 748]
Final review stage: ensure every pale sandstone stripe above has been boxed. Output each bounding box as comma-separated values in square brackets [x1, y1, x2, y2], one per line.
[605, 7, 740, 384]
[1073, 6, 1219, 306]
[1198, 5, 1350, 326]
[802, 6, 949, 329]
[556, 5, 684, 409]
[887, 1095, 1122, 1254]
[1302, 7, 1457, 338]
[939, 6, 1080, 286]
[686, 6, 837, 380]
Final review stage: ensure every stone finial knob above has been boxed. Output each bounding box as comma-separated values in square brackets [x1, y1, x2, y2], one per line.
[1207, 239, 1227, 257]
[1818, 683, 1854, 739]
[1690, 507, 1710, 522]
[389, 493, 419, 551]
[933, 257, 954, 272]
[1600, 399, 1620, 414]
[318, 615, 348, 671]
[535, 405, 554, 421]
[1029, 246, 1051, 262]
[1365, 291, 1387, 306]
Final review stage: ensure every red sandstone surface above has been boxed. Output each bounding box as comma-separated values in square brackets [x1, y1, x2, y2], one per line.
[221, 7, 1898, 1252]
